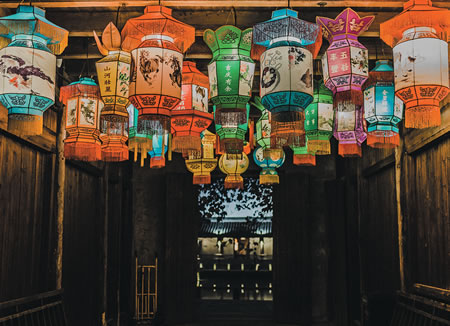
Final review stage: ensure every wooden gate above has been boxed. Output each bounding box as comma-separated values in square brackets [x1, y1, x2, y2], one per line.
[135, 258, 158, 320]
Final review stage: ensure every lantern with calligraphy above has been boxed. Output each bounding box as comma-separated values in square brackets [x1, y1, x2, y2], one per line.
[291, 139, 316, 166]
[214, 103, 250, 154]
[203, 26, 255, 126]
[334, 103, 366, 157]
[304, 80, 334, 155]
[121, 6, 195, 136]
[60, 77, 102, 161]
[185, 130, 218, 185]
[254, 9, 322, 149]
[219, 152, 249, 189]
[148, 133, 169, 169]
[253, 146, 285, 185]
[172, 61, 212, 156]
[380, 0, 449, 129]
[0, 5, 68, 136]
[127, 104, 153, 166]
[316, 9, 374, 107]
[364, 60, 403, 148]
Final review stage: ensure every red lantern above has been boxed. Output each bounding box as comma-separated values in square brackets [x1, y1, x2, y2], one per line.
[171, 61, 212, 156]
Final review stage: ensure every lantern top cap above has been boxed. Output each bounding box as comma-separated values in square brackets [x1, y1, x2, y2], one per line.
[203, 25, 253, 57]
[373, 60, 393, 72]
[0, 5, 68, 55]
[121, 5, 195, 53]
[271, 8, 298, 19]
[70, 77, 98, 86]
[380, 0, 449, 47]
[316, 8, 374, 43]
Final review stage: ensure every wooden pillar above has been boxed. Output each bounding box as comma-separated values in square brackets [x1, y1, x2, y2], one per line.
[395, 137, 405, 292]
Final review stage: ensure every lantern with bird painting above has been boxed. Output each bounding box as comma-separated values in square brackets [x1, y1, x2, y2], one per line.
[363, 60, 403, 148]
[127, 104, 153, 166]
[253, 146, 285, 185]
[380, 0, 449, 129]
[121, 5, 195, 136]
[185, 130, 218, 185]
[171, 61, 212, 157]
[0, 5, 68, 136]
[253, 9, 322, 149]
[60, 77, 102, 161]
[203, 25, 255, 127]
[219, 152, 249, 189]
[316, 8, 374, 107]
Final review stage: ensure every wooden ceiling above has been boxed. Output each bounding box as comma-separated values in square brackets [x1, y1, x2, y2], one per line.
[1, 0, 448, 81]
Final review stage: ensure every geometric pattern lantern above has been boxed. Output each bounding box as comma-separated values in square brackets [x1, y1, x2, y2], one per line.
[0, 5, 68, 136]
[334, 103, 366, 157]
[203, 26, 255, 126]
[253, 9, 322, 148]
[185, 130, 218, 185]
[172, 61, 212, 157]
[60, 78, 102, 161]
[364, 60, 403, 148]
[380, 0, 449, 129]
[316, 9, 374, 107]
[253, 146, 285, 185]
[148, 133, 169, 169]
[214, 104, 249, 155]
[127, 104, 153, 167]
[304, 80, 334, 155]
[219, 152, 249, 190]
[121, 6, 195, 136]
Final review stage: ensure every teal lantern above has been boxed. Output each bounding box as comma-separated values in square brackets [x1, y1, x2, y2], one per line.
[0, 5, 68, 135]
[363, 60, 403, 149]
[148, 133, 169, 169]
[127, 104, 153, 167]
[203, 26, 255, 126]
[214, 103, 249, 155]
[304, 80, 334, 155]
[253, 146, 285, 185]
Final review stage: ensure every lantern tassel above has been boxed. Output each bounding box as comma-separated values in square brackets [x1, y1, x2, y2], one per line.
[168, 133, 172, 162]
[367, 132, 400, 149]
[64, 143, 102, 161]
[405, 106, 441, 129]
[8, 114, 43, 136]
[333, 90, 364, 107]
[220, 138, 244, 155]
[101, 135, 129, 162]
[224, 175, 244, 190]
[307, 139, 331, 155]
[214, 108, 247, 125]
[338, 143, 362, 157]
[260, 174, 279, 185]
[150, 157, 166, 169]
[172, 135, 202, 154]
[293, 154, 316, 166]
[193, 174, 211, 185]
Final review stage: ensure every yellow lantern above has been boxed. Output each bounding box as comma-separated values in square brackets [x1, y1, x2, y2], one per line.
[185, 130, 218, 185]
[219, 152, 249, 189]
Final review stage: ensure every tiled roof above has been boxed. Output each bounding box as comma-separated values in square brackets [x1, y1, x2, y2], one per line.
[200, 220, 272, 237]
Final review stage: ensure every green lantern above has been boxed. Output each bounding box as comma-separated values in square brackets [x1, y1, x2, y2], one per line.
[304, 80, 334, 155]
[291, 137, 316, 166]
[203, 26, 255, 126]
[214, 104, 249, 154]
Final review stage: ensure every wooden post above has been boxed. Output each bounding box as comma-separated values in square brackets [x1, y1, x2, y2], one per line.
[395, 137, 405, 292]
[56, 104, 66, 290]
[102, 163, 109, 325]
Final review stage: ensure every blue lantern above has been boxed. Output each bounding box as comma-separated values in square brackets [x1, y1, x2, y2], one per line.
[253, 146, 285, 185]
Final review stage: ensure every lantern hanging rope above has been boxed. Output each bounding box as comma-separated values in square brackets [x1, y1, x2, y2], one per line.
[380, 0, 449, 129]
[0, 5, 68, 136]
[60, 77, 102, 161]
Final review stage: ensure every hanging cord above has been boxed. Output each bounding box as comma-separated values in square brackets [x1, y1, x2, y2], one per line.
[115, 5, 121, 29]
[79, 38, 89, 79]
[232, 7, 237, 26]
[288, 0, 291, 9]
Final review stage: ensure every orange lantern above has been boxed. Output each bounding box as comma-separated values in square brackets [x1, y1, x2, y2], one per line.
[380, 0, 449, 128]
[60, 78, 102, 161]
[171, 61, 212, 157]
[121, 6, 195, 136]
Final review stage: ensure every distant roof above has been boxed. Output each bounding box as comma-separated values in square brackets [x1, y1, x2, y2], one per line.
[200, 220, 272, 237]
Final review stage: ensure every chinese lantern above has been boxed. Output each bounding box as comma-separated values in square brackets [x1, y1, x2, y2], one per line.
[172, 61, 212, 157]
[253, 146, 285, 185]
[94, 22, 130, 162]
[219, 153, 249, 189]
[363, 60, 403, 148]
[60, 78, 102, 161]
[214, 104, 250, 154]
[380, 0, 449, 129]
[253, 9, 322, 149]
[334, 103, 366, 157]
[316, 9, 374, 107]
[291, 139, 316, 166]
[127, 104, 152, 166]
[203, 26, 255, 126]
[304, 80, 334, 155]
[0, 5, 68, 135]
[121, 6, 195, 136]
[148, 133, 169, 169]
[185, 130, 218, 185]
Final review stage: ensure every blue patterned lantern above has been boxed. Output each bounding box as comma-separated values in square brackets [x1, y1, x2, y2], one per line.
[363, 60, 403, 149]
[253, 146, 285, 185]
[0, 5, 68, 135]
[253, 9, 322, 148]
[148, 133, 169, 169]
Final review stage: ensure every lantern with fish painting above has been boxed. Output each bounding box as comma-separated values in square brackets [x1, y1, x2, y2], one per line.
[219, 152, 249, 189]
[0, 5, 68, 136]
[121, 6, 195, 136]
[380, 0, 449, 128]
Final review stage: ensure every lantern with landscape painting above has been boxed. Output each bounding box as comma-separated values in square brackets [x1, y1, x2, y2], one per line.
[0, 5, 68, 136]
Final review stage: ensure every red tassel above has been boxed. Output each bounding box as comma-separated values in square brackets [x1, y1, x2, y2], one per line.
[150, 157, 166, 169]
[367, 132, 400, 149]
[338, 143, 362, 157]
[224, 176, 244, 189]
[101, 135, 129, 162]
[64, 143, 102, 162]
[193, 174, 211, 185]
[405, 106, 441, 129]
[293, 154, 316, 166]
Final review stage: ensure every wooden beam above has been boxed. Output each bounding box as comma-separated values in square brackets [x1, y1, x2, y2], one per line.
[2, 0, 448, 9]
[362, 153, 395, 177]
